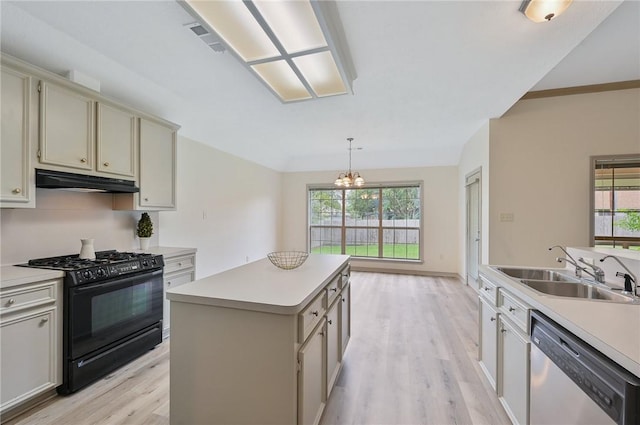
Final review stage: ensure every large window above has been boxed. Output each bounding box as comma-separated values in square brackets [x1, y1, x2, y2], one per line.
[309, 184, 422, 260]
[592, 156, 640, 250]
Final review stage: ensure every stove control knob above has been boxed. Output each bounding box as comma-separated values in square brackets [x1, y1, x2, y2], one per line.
[151, 258, 157, 265]
[96, 268, 106, 277]
[83, 270, 93, 280]
[141, 260, 149, 267]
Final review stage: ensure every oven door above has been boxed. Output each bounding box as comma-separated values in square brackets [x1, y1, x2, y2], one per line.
[68, 268, 163, 359]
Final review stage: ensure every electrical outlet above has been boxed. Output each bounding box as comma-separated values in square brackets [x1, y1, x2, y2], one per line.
[500, 212, 514, 222]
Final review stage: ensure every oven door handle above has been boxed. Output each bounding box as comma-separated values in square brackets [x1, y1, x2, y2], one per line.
[72, 269, 163, 293]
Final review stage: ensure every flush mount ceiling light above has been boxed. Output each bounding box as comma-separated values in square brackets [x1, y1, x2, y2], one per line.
[520, 0, 573, 23]
[182, 0, 356, 103]
[335, 138, 364, 187]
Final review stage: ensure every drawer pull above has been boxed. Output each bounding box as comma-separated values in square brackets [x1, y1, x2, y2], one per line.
[7, 298, 16, 306]
[178, 262, 183, 267]
[330, 288, 338, 293]
[490, 316, 496, 322]
[12, 188, 21, 194]
[508, 306, 516, 312]
[40, 317, 49, 324]
[80, 158, 87, 163]
[328, 319, 333, 325]
[342, 297, 346, 302]
[501, 328, 507, 333]
[483, 287, 491, 291]
[311, 311, 319, 317]
[167, 281, 171, 285]
[103, 162, 110, 167]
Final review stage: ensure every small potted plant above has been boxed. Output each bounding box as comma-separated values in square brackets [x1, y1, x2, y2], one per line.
[137, 212, 153, 250]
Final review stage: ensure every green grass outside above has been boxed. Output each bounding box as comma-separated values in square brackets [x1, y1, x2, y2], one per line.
[311, 244, 420, 259]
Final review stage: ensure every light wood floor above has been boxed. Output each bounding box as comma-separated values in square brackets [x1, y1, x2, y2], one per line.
[5, 272, 510, 425]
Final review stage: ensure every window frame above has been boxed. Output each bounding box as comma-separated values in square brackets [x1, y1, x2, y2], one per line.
[590, 154, 640, 250]
[307, 181, 424, 262]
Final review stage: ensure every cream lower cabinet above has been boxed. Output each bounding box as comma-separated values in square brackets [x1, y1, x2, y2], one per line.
[162, 251, 196, 338]
[340, 282, 351, 358]
[478, 273, 532, 425]
[298, 318, 327, 425]
[0, 279, 62, 419]
[479, 296, 499, 390]
[325, 298, 341, 398]
[497, 289, 531, 425]
[498, 315, 530, 425]
[1, 63, 34, 208]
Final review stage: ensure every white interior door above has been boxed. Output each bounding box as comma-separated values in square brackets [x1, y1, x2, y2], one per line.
[466, 170, 481, 291]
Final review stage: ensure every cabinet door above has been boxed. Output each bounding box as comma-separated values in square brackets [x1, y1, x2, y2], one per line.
[340, 282, 350, 359]
[499, 317, 530, 425]
[326, 298, 340, 398]
[479, 297, 498, 390]
[1, 308, 57, 411]
[39, 81, 95, 170]
[298, 320, 326, 425]
[163, 271, 194, 337]
[1, 67, 31, 205]
[139, 118, 176, 209]
[96, 103, 136, 177]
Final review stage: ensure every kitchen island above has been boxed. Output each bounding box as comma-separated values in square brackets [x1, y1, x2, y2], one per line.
[167, 254, 351, 425]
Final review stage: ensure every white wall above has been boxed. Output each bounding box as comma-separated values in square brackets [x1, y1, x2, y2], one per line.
[0, 190, 157, 265]
[457, 121, 490, 279]
[488, 88, 640, 267]
[281, 166, 459, 275]
[159, 136, 282, 279]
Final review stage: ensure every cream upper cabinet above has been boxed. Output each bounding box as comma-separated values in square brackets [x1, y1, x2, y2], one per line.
[1, 66, 33, 207]
[39, 80, 95, 171]
[139, 117, 177, 210]
[96, 102, 137, 177]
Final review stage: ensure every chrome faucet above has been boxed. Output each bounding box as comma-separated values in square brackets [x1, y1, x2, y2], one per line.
[578, 257, 606, 283]
[549, 245, 585, 278]
[600, 255, 638, 297]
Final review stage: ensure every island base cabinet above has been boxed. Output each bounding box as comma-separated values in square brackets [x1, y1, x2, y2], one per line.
[1, 308, 57, 413]
[298, 319, 327, 425]
[325, 299, 341, 398]
[340, 282, 351, 358]
[170, 302, 298, 425]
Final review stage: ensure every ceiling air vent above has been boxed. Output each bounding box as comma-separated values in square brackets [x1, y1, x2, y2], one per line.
[186, 22, 226, 53]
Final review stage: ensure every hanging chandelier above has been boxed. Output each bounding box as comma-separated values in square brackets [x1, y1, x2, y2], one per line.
[334, 137, 365, 187]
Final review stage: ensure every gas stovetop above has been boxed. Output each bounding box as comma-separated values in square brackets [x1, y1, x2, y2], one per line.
[18, 250, 164, 285]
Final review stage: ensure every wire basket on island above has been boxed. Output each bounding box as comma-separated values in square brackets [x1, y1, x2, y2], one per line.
[267, 251, 309, 270]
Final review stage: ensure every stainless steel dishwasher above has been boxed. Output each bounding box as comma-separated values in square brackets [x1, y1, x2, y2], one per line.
[530, 311, 640, 425]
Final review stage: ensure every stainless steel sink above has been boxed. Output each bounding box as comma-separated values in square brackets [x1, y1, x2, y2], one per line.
[520, 279, 636, 303]
[497, 267, 580, 283]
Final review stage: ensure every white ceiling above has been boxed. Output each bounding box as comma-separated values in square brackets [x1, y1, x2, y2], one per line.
[2, 1, 638, 172]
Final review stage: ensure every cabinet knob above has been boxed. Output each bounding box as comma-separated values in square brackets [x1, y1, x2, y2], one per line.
[12, 188, 21, 194]
[501, 328, 507, 333]
[178, 262, 183, 267]
[80, 158, 87, 163]
[508, 306, 516, 312]
[483, 287, 491, 291]
[167, 281, 171, 285]
[311, 311, 319, 317]
[490, 316, 496, 322]
[328, 319, 333, 325]
[330, 288, 338, 292]
[144, 197, 149, 202]
[103, 162, 110, 167]
[342, 297, 346, 302]
[41, 317, 49, 324]
[7, 298, 15, 306]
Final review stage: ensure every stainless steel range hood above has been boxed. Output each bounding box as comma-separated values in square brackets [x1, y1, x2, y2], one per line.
[36, 169, 139, 193]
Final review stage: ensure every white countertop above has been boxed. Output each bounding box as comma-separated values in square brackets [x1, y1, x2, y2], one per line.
[167, 254, 350, 315]
[137, 246, 197, 258]
[480, 264, 640, 378]
[0, 265, 64, 289]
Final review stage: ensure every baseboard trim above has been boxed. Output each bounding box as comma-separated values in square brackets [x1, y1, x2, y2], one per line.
[351, 265, 462, 281]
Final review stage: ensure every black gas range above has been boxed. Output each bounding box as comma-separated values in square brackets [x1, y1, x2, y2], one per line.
[19, 250, 165, 394]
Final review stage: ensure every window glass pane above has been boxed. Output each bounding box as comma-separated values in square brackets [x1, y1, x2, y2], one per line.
[593, 159, 640, 250]
[309, 184, 421, 259]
